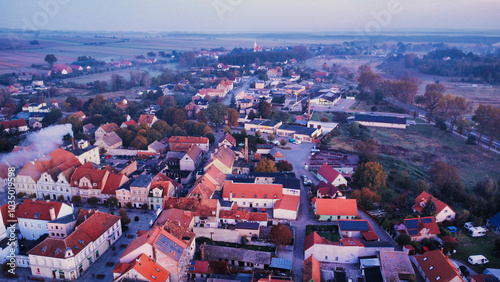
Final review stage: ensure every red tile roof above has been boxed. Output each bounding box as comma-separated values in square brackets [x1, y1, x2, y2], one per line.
[274, 195, 300, 211]
[304, 255, 321, 282]
[138, 115, 157, 126]
[219, 133, 236, 146]
[223, 180, 282, 200]
[187, 176, 216, 199]
[153, 208, 193, 230]
[189, 260, 209, 274]
[404, 216, 440, 237]
[70, 165, 109, 190]
[220, 209, 268, 222]
[122, 119, 137, 127]
[203, 165, 226, 187]
[304, 232, 336, 251]
[413, 250, 463, 282]
[169, 136, 208, 145]
[102, 173, 129, 195]
[313, 198, 358, 216]
[117, 253, 170, 282]
[169, 143, 193, 152]
[317, 163, 342, 184]
[413, 191, 452, 215]
[470, 274, 497, 282]
[208, 147, 235, 170]
[0, 119, 27, 129]
[163, 197, 219, 218]
[16, 200, 65, 221]
[339, 237, 364, 247]
[99, 123, 118, 133]
[185, 145, 202, 161]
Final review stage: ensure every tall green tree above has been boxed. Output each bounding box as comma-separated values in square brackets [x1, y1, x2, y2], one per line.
[45, 54, 57, 66]
[472, 104, 498, 142]
[353, 162, 387, 191]
[206, 103, 227, 128]
[255, 158, 277, 173]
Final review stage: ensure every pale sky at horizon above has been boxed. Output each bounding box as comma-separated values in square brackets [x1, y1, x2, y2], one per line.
[1, 0, 500, 33]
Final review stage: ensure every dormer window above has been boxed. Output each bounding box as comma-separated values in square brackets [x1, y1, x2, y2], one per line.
[429, 266, 433, 270]
[93, 183, 97, 187]
[274, 195, 277, 198]
[254, 195, 257, 198]
[423, 257, 428, 261]
[436, 276, 440, 280]
[264, 195, 267, 198]
[242, 194, 245, 198]
[74, 181, 78, 185]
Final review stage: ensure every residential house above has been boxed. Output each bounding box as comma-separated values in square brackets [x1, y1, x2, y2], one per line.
[487, 212, 500, 232]
[201, 244, 272, 270]
[115, 180, 133, 208]
[47, 212, 78, 239]
[273, 195, 300, 220]
[82, 124, 95, 137]
[152, 208, 195, 231]
[163, 197, 220, 228]
[316, 163, 347, 187]
[379, 251, 416, 282]
[118, 225, 195, 282]
[169, 136, 210, 152]
[306, 120, 339, 135]
[148, 140, 167, 153]
[400, 216, 440, 242]
[69, 111, 86, 121]
[180, 145, 203, 171]
[120, 119, 137, 128]
[0, 119, 28, 133]
[413, 192, 456, 222]
[15, 148, 80, 197]
[148, 177, 176, 211]
[0, 164, 8, 192]
[29, 119, 42, 129]
[353, 114, 407, 129]
[268, 147, 285, 163]
[218, 133, 236, 148]
[338, 219, 379, 241]
[94, 132, 122, 150]
[315, 182, 343, 199]
[94, 123, 119, 140]
[312, 198, 358, 221]
[37, 165, 78, 202]
[202, 165, 226, 191]
[187, 177, 216, 199]
[197, 88, 227, 99]
[219, 207, 268, 227]
[411, 250, 464, 282]
[304, 232, 393, 264]
[16, 200, 74, 240]
[204, 147, 235, 175]
[275, 125, 321, 142]
[70, 163, 108, 202]
[64, 140, 100, 165]
[235, 222, 260, 239]
[101, 172, 129, 203]
[223, 180, 282, 209]
[28, 212, 121, 280]
[130, 175, 153, 208]
[113, 253, 170, 282]
[138, 115, 158, 127]
[304, 255, 321, 282]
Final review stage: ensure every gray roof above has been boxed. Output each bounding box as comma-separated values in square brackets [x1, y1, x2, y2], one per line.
[246, 119, 281, 127]
[98, 131, 122, 146]
[269, 257, 293, 270]
[235, 222, 260, 230]
[277, 124, 318, 136]
[131, 174, 153, 188]
[202, 245, 272, 265]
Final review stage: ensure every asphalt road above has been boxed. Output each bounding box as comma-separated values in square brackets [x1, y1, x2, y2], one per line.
[222, 76, 258, 106]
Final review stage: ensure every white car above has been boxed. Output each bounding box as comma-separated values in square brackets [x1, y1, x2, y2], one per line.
[293, 140, 302, 145]
[468, 255, 489, 265]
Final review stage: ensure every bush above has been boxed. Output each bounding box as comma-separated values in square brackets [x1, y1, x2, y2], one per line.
[467, 135, 477, 145]
[134, 216, 140, 221]
[396, 234, 411, 247]
[16, 192, 26, 199]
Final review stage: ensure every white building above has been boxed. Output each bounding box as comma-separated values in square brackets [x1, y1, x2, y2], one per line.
[28, 212, 121, 280]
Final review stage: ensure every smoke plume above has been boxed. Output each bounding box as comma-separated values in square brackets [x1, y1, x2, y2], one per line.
[1, 123, 73, 167]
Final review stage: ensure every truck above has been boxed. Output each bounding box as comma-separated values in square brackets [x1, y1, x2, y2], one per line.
[468, 255, 489, 265]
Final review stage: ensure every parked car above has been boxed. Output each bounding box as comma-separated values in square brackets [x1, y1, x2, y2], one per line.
[464, 222, 474, 231]
[468, 226, 487, 237]
[293, 140, 302, 145]
[459, 265, 470, 276]
[468, 255, 489, 265]
[446, 226, 457, 233]
[311, 147, 320, 153]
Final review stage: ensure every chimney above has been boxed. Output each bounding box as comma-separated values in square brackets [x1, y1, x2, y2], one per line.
[307, 96, 311, 120]
[49, 206, 56, 221]
[244, 138, 248, 163]
[72, 137, 76, 151]
[229, 191, 232, 202]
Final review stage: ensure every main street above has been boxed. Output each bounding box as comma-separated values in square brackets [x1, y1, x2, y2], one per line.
[222, 76, 258, 106]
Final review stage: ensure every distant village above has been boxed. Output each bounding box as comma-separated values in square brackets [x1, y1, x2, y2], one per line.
[0, 41, 499, 282]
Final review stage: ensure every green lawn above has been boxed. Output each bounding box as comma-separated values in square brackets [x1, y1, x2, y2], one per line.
[450, 229, 500, 273]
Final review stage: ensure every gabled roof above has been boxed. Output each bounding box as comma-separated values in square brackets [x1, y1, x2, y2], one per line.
[219, 133, 236, 147]
[121, 119, 137, 127]
[304, 255, 321, 282]
[114, 253, 170, 282]
[488, 211, 500, 227]
[274, 195, 300, 211]
[223, 180, 282, 200]
[102, 173, 129, 195]
[138, 114, 157, 126]
[187, 176, 216, 199]
[379, 251, 415, 282]
[153, 208, 193, 230]
[316, 181, 339, 197]
[95, 131, 122, 147]
[0, 119, 27, 129]
[163, 197, 219, 218]
[203, 165, 226, 186]
[70, 111, 86, 119]
[169, 136, 208, 145]
[317, 163, 342, 184]
[413, 191, 453, 215]
[98, 123, 118, 133]
[18, 148, 80, 182]
[413, 250, 463, 282]
[148, 140, 167, 152]
[184, 145, 202, 161]
[208, 147, 235, 170]
[70, 165, 109, 190]
[404, 216, 440, 237]
[304, 231, 336, 251]
[16, 200, 66, 221]
[313, 198, 358, 216]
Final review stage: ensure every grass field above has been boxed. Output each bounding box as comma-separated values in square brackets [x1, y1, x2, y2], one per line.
[450, 229, 500, 273]
[330, 123, 500, 188]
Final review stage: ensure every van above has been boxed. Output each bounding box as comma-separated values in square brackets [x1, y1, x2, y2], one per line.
[468, 255, 489, 265]
[464, 222, 474, 231]
[468, 226, 487, 237]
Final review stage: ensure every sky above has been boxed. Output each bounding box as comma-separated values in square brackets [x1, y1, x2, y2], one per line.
[1, 0, 500, 33]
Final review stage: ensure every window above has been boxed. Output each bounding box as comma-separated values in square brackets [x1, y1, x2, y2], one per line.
[436, 276, 441, 280]
[325, 256, 328, 259]
[38, 224, 41, 229]
[429, 266, 434, 270]
[242, 194, 245, 198]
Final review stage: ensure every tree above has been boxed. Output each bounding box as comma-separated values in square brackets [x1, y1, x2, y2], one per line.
[206, 103, 227, 128]
[162, 107, 187, 126]
[424, 85, 444, 122]
[278, 160, 293, 172]
[125, 202, 133, 209]
[396, 234, 411, 247]
[258, 100, 272, 119]
[224, 125, 231, 134]
[355, 139, 378, 162]
[42, 108, 63, 127]
[230, 92, 236, 109]
[350, 187, 381, 210]
[227, 108, 239, 127]
[429, 161, 460, 188]
[267, 133, 275, 141]
[71, 195, 81, 204]
[119, 208, 131, 226]
[255, 130, 262, 138]
[357, 65, 382, 92]
[107, 196, 118, 208]
[269, 224, 293, 245]
[353, 162, 387, 191]
[473, 104, 498, 142]
[57, 195, 65, 202]
[349, 122, 360, 137]
[131, 136, 148, 150]
[45, 54, 57, 66]
[197, 110, 208, 124]
[420, 197, 437, 217]
[255, 158, 277, 173]
[436, 94, 471, 132]
[414, 179, 430, 195]
[248, 110, 257, 120]
[280, 138, 287, 146]
[88, 197, 99, 205]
